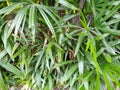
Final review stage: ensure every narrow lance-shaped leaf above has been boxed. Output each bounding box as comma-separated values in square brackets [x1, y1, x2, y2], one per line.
[56, 0, 78, 10]
[1, 24, 10, 48]
[106, 18, 120, 25]
[20, 13, 28, 44]
[1, 24, 14, 61]
[14, 6, 29, 41]
[90, 39, 99, 72]
[96, 72, 100, 90]
[60, 64, 78, 83]
[77, 53, 84, 75]
[74, 36, 84, 57]
[36, 5, 55, 36]
[0, 71, 7, 90]
[102, 39, 116, 54]
[46, 41, 54, 64]
[78, 70, 94, 89]
[53, 60, 76, 69]
[0, 50, 7, 60]
[0, 62, 24, 78]
[103, 53, 112, 63]
[13, 45, 27, 59]
[48, 75, 53, 90]
[0, 3, 23, 15]
[12, 42, 19, 54]
[35, 49, 45, 71]
[78, 59, 84, 75]
[47, 48, 54, 65]
[104, 4, 120, 20]
[102, 70, 112, 90]
[97, 0, 107, 20]
[85, 51, 102, 74]
[43, 6, 62, 29]
[95, 33, 109, 41]
[107, 71, 120, 87]
[29, 5, 37, 42]
[98, 27, 120, 36]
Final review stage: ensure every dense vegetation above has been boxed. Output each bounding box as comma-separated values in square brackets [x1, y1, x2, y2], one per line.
[0, 0, 120, 90]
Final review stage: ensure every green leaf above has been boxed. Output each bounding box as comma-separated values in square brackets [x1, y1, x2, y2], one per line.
[29, 5, 37, 42]
[63, 13, 79, 22]
[103, 53, 112, 63]
[106, 18, 120, 25]
[35, 49, 45, 71]
[78, 60, 84, 75]
[53, 42, 63, 51]
[37, 5, 55, 36]
[108, 40, 120, 46]
[12, 42, 19, 54]
[35, 72, 41, 88]
[77, 54, 84, 75]
[1, 25, 14, 60]
[102, 39, 116, 54]
[13, 45, 27, 59]
[108, 1, 120, 5]
[96, 72, 100, 90]
[97, 0, 107, 20]
[0, 62, 24, 78]
[48, 75, 53, 90]
[60, 64, 77, 83]
[85, 51, 95, 66]
[97, 48, 105, 57]
[104, 4, 120, 20]
[12, 6, 29, 41]
[78, 70, 94, 90]
[85, 51, 101, 74]
[98, 27, 120, 36]
[107, 71, 120, 87]
[57, 0, 78, 10]
[95, 33, 109, 41]
[0, 50, 7, 60]
[43, 6, 62, 29]
[0, 72, 7, 90]
[57, 48, 63, 63]
[74, 36, 84, 56]
[102, 70, 112, 90]
[53, 60, 76, 69]
[1, 24, 10, 48]
[0, 3, 23, 15]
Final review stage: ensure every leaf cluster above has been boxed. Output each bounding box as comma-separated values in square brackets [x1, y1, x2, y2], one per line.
[0, 0, 120, 90]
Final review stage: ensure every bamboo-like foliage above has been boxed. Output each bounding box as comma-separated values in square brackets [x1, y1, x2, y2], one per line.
[0, 0, 120, 90]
